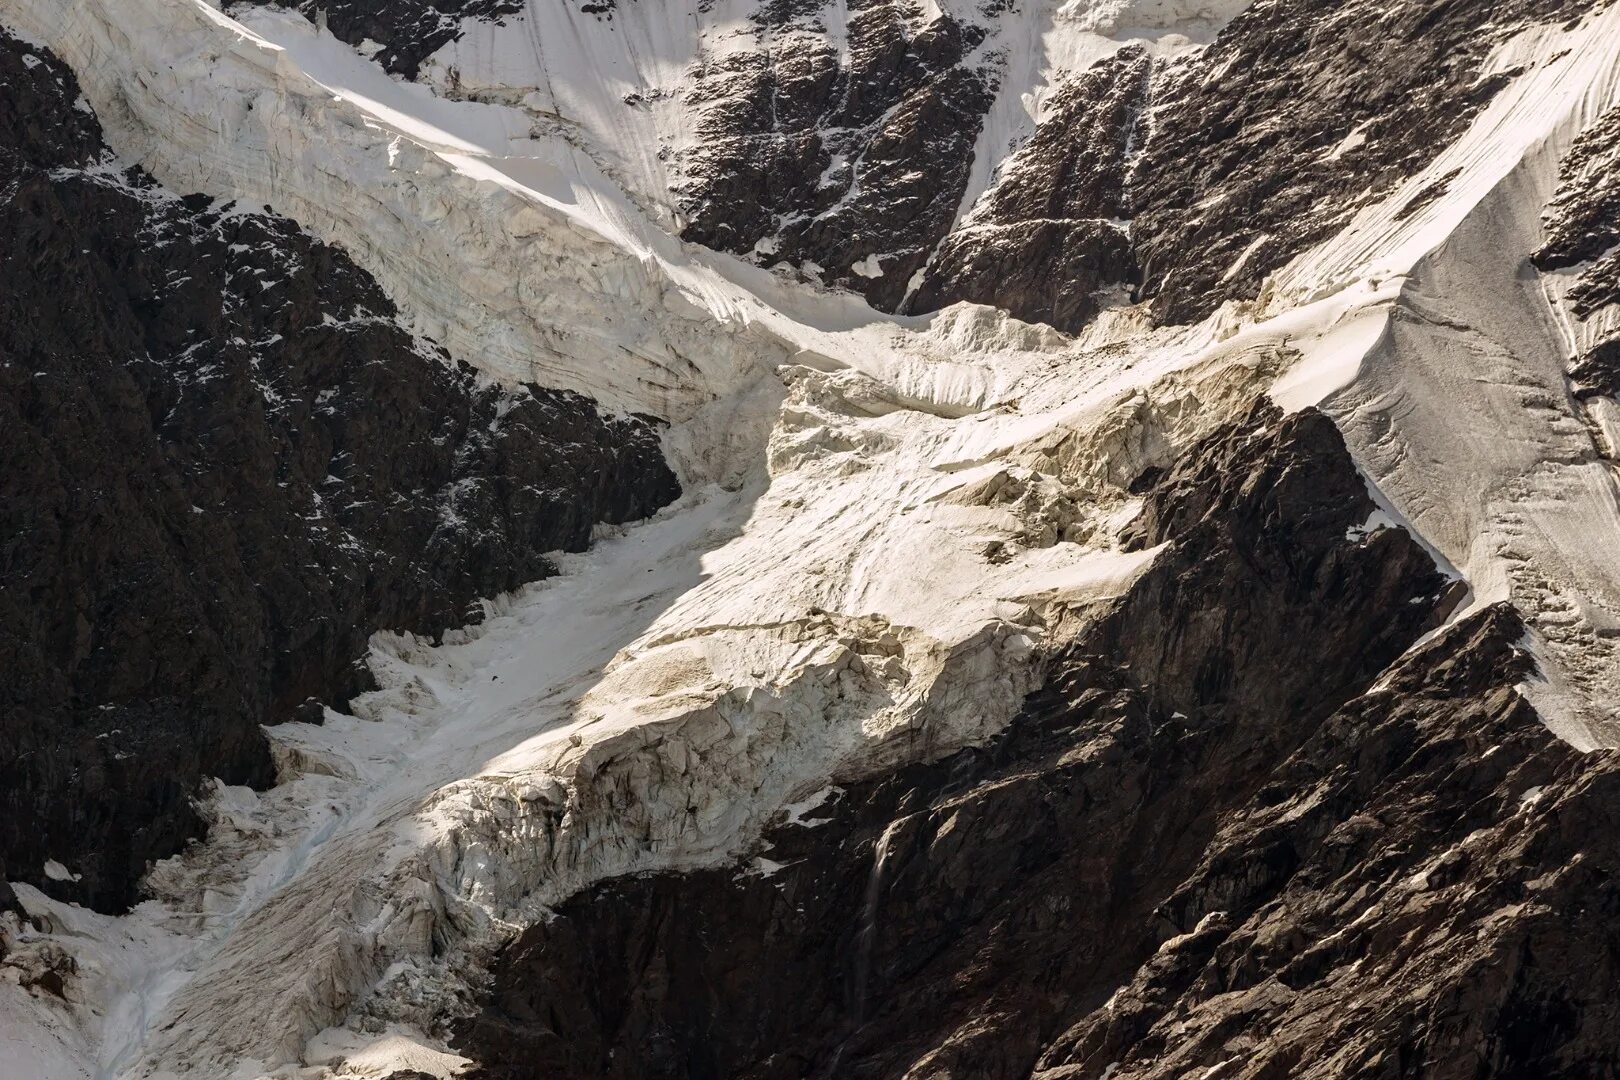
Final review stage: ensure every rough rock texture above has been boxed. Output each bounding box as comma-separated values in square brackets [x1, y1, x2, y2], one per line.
[905, 48, 1149, 333]
[699, 0, 1614, 330]
[228, 0, 524, 78]
[904, 0, 1612, 333]
[0, 31, 678, 912]
[1569, 337, 1620, 401]
[676, 0, 998, 309]
[1029, 603, 1620, 1080]
[456, 405, 1620, 1080]
[1535, 103, 1620, 286]
[1127, 0, 1605, 325]
[1533, 102, 1620, 397]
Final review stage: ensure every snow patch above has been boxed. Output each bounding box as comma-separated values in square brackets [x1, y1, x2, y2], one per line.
[781, 785, 839, 828]
[851, 253, 886, 280]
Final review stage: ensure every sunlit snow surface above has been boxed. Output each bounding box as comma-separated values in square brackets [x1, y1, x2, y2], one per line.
[5, 0, 1620, 1075]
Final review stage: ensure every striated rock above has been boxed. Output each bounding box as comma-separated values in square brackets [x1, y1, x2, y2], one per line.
[451, 403, 1514, 1079]
[906, 48, 1149, 333]
[905, 0, 1612, 333]
[1570, 337, 1620, 401]
[1535, 103, 1620, 287]
[680, 0, 1612, 331]
[676, 0, 998, 309]
[0, 30, 678, 912]
[1030, 602, 1620, 1080]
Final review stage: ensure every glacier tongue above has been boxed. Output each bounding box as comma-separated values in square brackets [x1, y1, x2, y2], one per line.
[7, 0, 1620, 1076]
[4, 310, 1269, 1077]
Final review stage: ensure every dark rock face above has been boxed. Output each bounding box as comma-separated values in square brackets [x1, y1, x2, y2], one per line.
[1535, 103, 1620, 286]
[1569, 337, 1620, 402]
[227, 0, 524, 77]
[0, 31, 679, 912]
[453, 405, 1620, 1080]
[1030, 603, 1620, 1080]
[676, 0, 998, 309]
[703, 0, 1610, 331]
[1127, 0, 1603, 325]
[905, 48, 1149, 333]
[1533, 103, 1620, 398]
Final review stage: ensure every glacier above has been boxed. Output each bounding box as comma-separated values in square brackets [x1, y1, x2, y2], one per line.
[4, 0, 1620, 1075]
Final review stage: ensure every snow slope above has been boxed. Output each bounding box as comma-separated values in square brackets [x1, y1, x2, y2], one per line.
[6, 0, 1620, 1075]
[1257, 6, 1620, 744]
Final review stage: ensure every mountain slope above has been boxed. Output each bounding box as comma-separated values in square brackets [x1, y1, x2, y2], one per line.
[462, 411, 1620, 1077]
[3, 0, 1620, 1077]
[0, 25, 675, 914]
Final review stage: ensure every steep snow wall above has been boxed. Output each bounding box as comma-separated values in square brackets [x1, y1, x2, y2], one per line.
[419, 0, 1247, 234]
[1256, 5, 1620, 744]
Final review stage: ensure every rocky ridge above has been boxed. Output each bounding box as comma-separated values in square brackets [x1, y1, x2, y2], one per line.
[904, 47, 1148, 333]
[1534, 102, 1620, 399]
[1121, 0, 1609, 325]
[0, 28, 677, 913]
[914, 0, 1618, 328]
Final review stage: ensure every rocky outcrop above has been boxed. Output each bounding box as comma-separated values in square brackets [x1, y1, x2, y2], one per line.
[0, 30, 678, 912]
[1534, 102, 1620, 398]
[228, 0, 524, 77]
[1568, 337, 1620, 401]
[1535, 102, 1620, 291]
[685, 0, 1613, 331]
[454, 404, 1620, 1079]
[904, 48, 1149, 333]
[675, 0, 998, 309]
[907, 0, 1613, 333]
[1030, 602, 1620, 1080]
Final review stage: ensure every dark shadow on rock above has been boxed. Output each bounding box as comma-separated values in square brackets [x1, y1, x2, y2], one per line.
[0, 28, 678, 913]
